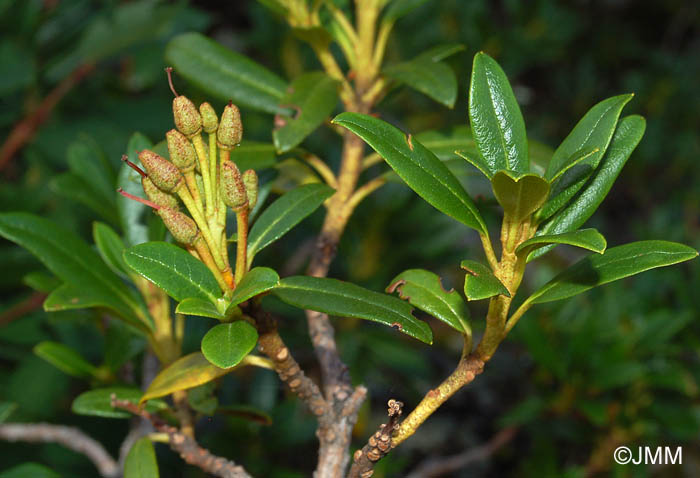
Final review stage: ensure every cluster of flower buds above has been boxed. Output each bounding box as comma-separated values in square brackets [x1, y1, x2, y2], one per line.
[119, 68, 260, 294]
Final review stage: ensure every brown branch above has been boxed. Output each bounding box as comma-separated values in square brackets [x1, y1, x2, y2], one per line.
[404, 427, 517, 478]
[0, 423, 119, 478]
[0, 292, 46, 327]
[348, 400, 403, 478]
[111, 397, 252, 478]
[0, 63, 95, 173]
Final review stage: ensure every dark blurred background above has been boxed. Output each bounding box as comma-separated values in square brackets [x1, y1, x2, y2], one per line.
[0, 1, 698, 477]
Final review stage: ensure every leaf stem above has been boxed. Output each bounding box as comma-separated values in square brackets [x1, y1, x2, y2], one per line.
[191, 134, 215, 219]
[234, 207, 249, 285]
[302, 153, 338, 188]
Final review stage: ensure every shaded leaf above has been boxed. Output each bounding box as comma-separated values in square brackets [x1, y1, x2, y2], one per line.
[216, 404, 272, 425]
[383, 0, 431, 23]
[201, 321, 259, 368]
[461, 260, 510, 300]
[33, 341, 98, 379]
[0, 402, 17, 424]
[93, 222, 131, 279]
[0, 463, 60, 478]
[517, 228, 607, 260]
[118, 133, 153, 247]
[72, 387, 167, 419]
[491, 171, 549, 221]
[229, 267, 280, 306]
[384, 56, 458, 108]
[124, 437, 159, 478]
[51, 173, 119, 226]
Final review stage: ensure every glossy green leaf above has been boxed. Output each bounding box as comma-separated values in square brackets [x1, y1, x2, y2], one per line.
[0, 402, 17, 424]
[124, 242, 221, 302]
[384, 55, 458, 108]
[273, 276, 433, 343]
[273, 72, 338, 153]
[455, 150, 493, 179]
[118, 132, 153, 247]
[22, 272, 60, 293]
[72, 387, 167, 419]
[166, 32, 288, 114]
[469, 52, 528, 175]
[93, 222, 131, 279]
[333, 112, 486, 234]
[0, 463, 60, 478]
[517, 228, 607, 260]
[461, 260, 510, 301]
[526, 241, 698, 305]
[387, 269, 470, 334]
[124, 437, 159, 478]
[33, 341, 98, 379]
[229, 267, 280, 306]
[538, 94, 633, 220]
[176, 298, 226, 320]
[247, 184, 334, 265]
[141, 352, 232, 402]
[491, 171, 549, 221]
[201, 321, 259, 368]
[532, 116, 646, 260]
[549, 148, 600, 183]
[0, 213, 150, 332]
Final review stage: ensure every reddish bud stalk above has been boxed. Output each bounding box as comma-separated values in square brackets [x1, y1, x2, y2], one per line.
[165, 67, 178, 97]
[117, 188, 161, 210]
[121, 155, 147, 178]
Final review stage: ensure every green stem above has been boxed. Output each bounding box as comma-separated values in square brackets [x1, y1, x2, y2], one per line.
[234, 207, 249, 285]
[191, 134, 215, 219]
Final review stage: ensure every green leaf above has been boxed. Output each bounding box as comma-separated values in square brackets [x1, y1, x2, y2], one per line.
[0, 463, 61, 478]
[273, 276, 433, 343]
[538, 94, 633, 220]
[526, 241, 698, 305]
[549, 148, 600, 183]
[532, 116, 646, 260]
[141, 352, 233, 402]
[43, 283, 120, 313]
[229, 267, 280, 306]
[166, 32, 288, 115]
[387, 269, 470, 334]
[93, 222, 131, 279]
[66, 139, 116, 211]
[0, 213, 150, 332]
[383, 0, 431, 23]
[455, 150, 493, 179]
[33, 341, 98, 379]
[247, 184, 334, 265]
[415, 125, 477, 161]
[469, 52, 528, 175]
[124, 242, 222, 303]
[124, 438, 159, 478]
[201, 321, 259, 369]
[50, 173, 119, 226]
[231, 141, 278, 171]
[22, 272, 60, 293]
[176, 298, 226, 320]
[272, 72, 338, 153]
[384, 55, 458, 108]
[72, 387, 167, 419]
[0, 402, 17, 424]
[461, 260, 510, 301]
[491, 171, 549, 221]
[517, 229, 607, 260]
[118, 133, 153, 247]
[333, 113, 486, 234]
[415, 43, 466, 62]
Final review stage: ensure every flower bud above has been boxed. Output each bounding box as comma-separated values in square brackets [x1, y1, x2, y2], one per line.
[138, 150, 183, 192]
[217, 103, 242, 150]
[158, 207, 198, 245]
[142, 177, 179, 210]
[199, 102, 218, 134]
[166, 129, 196, 173]
[173, 96, 202, 137]
[242, 169, 258, 210]
[221, 160, 247, 209]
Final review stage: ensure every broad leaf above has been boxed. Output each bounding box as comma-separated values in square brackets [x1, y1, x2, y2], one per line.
[461, 260, 510, 300]
[469, 52, 528, 175]
[124, 242, 221, 302]
[384, 55, 458, 108]
[526, 241, 697, 305]
[538, 94, 633, 220]
[124, 438, 159, 478]
[491, 171, 549, 221]
[387, 269, 470, 334]
[273, 276, 433, 343]
[247, 184, 334, 265]
[72, 387, 167, 418]
[517, 229, 607, 260]
[166, 32, 288, 115]
[141, 352, 232, 403]
[0, 213, 150, 331]
[176, 297, 226, 320]
[201, 321, 258, 368]
[273, 72, 338, 153]
[34, 341, 98, 379]
[0, 463, 60, 478]
[333, 113, 486, 234]
[532, 116, 646, 260]
[229, 267, 280, 306]
[93, 222, 131, 279]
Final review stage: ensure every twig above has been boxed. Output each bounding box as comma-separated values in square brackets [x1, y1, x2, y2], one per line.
[0, 423, 119, 478]
[111, 397, 252, 478]
[0, 292, 47, 327]
[404, 427, 517, 478]
[348, 400, 403, 478]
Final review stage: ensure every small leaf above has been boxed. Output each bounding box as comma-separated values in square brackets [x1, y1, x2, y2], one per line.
[141, 352, 233, 402]
[384, 55, 458, 108]
[517, 228, 607, 260]
[124, 242, 221, 302]
[229, 267, 280, 306]
[0, 402, 17, 424]
[247, 184, 334, 265]
[33, 341, 98, 379]
[491, 171, 549, 221]
[273, 72, 338, 153]
[526, 241, 698, 305]
[273, 276, 433, 344]
[93, 222, 131, 279]
[461, 260, 510, 301]
[72, 387, 167, 418]
[333, 113, 486, 234]
[216, 404, 272, 425]
[0, 463, 61, 478]
[124, 437, 159, 478]
[201, 321, 259, 369]
[165, 32, 288, 115]
[387, 269, 470, 334]
[469, 52, 528, 175]
[415, 43, 466, 62]
[176, 298, 225, 320]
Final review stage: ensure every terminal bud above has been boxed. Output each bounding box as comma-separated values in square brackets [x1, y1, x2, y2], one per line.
[217, 103, 242, 150]
[200, 102, 218, 134]
[221, 160, 247, 209]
